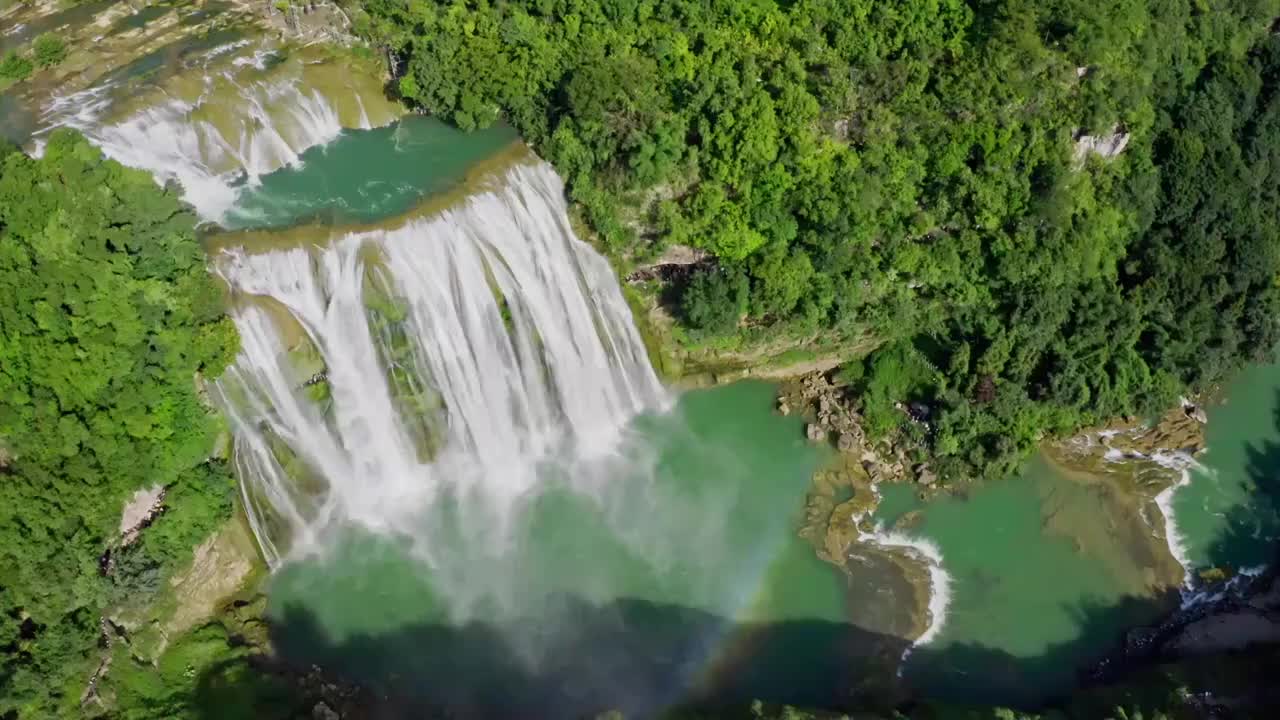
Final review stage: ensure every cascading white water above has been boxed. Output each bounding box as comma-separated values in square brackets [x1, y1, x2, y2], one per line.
[41, 73, 345, 220]
[212, 160, 667, 567]
[32, 39, 395, 222]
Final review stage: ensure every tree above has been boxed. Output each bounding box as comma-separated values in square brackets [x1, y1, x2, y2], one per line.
[682, 266, 749, 337]
[0, 131, 239, 716]
[353, 0, 1280, 482]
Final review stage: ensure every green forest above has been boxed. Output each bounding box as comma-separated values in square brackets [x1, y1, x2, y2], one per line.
[0, 131, 239, 716]
[356, 0, 1280, 479]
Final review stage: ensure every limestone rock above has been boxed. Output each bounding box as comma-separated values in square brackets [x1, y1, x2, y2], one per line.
[916, 467, 937, 486]
[165, 520, 260, 641]
[837, 433, 857, 453]
[119, 485, 166, 542]
[806, 423, 827, 443]
[313, 702, 340, 720]
[1074, 128, 1130, 163]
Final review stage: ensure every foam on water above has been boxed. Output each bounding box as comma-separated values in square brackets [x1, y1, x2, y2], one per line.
[851, 490, 953, 669]
[1139, 449, 1214, 605]
[861, 523, 953, 651]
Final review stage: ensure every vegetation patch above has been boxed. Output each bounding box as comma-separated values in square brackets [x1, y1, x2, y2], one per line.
[0, 131, 240, 716]
[353, 0, 1280, 483]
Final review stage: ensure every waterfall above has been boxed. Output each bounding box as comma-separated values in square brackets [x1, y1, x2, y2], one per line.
[33, 40, 393, 222]
[212, 160, 667, 567]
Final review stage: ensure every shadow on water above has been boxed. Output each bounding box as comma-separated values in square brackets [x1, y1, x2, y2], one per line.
[179, 391, 1280, 718]
[261, 596, 905, 718]
[180, 590, 1202, 719]
[904, 593, 1179, 710]
[1201, 388, 1280, 570]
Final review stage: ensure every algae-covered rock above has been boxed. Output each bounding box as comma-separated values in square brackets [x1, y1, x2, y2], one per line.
[286, 335, 326, 386]
[164, 517, 264, 642]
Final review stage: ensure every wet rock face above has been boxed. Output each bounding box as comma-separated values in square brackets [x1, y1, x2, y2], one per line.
[1050, 399, 1207, 481]
[1091, 566, 1280, 685]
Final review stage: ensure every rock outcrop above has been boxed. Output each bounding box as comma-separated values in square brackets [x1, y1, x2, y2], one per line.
[1091, 565, 1280, 683]
[1074, 127, 1131, 163]
[625, 244, 712, 283]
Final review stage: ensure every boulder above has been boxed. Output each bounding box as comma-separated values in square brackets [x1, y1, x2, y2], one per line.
[806, 423, 827, 443]
[916, 467, 937, 486]
[837, 433, 857, 453]
[1184, 404, 1208, 424]
[313, 702, 340, 720]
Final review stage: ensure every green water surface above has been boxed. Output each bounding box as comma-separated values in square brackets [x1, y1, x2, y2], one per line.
[878, 456, 1175, 706]
[1178, 361, 1280, 571]
[223, 116, 519, 231]
[266, 383, 883, 716]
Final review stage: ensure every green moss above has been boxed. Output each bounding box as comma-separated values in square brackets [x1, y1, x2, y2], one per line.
[623, 285, 682, 381]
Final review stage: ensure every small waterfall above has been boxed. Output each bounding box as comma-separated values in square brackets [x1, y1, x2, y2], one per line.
[34, 40, 393, 222]
[212, 161, 667, 567]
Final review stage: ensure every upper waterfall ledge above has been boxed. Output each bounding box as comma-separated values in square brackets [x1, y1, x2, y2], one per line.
[204, 141, 535, 256]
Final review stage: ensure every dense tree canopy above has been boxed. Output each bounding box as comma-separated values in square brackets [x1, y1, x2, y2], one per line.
[353, 0, 1280, 479]
[0, 131, 239, 716]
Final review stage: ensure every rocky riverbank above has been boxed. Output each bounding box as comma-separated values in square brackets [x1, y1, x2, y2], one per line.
[776, 371, 940, 657]
[1088, 560, 1280, 710]
[779, 371, 937, 491]
[779, 368, 1218, 667]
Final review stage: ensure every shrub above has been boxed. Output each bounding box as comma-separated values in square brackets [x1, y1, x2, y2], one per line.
[0, 51, 32, 81]
[32, 33, 66, 69]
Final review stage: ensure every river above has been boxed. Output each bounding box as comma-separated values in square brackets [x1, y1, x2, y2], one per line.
[6, 3, 1279, 716]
